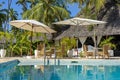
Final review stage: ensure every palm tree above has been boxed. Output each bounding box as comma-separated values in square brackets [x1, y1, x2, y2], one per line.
[6, 31, 17, 56]
[27, 0, 39, 8]
[33, 32, 42, 50]
[9, 9, 18, 20]
[97, 0, 120, 20]
[16, 31, 31, 56]
[0, 4, 7, 31]
[6, 30, 31, 56]
[0, 2, 9, 50]
[71, 0, 120, 19]
[8, 8, 19, 32]
[71, 0, 106, 13]
[100, 36, 116, 49]
[16, 0, 29, 12]
[67, 0, 105, 20]
[60, 37, 77, 57]
[22, 0, 70, 26]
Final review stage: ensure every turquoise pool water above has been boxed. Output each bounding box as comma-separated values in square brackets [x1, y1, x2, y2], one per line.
[0, 64, 120, 80]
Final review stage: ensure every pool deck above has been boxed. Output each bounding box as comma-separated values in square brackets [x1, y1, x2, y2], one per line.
[1, 57, 120, 65]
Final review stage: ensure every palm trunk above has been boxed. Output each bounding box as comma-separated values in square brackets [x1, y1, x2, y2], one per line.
[20, 48, 23, 56]
[11, 49, 13, 57]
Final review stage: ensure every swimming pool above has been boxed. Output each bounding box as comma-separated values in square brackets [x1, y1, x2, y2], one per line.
[0, 59, 120, 80]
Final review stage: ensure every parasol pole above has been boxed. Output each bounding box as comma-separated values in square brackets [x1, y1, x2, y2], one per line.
[44, 33, 46, 65]
[94, 28, 97, 59]
[30, 24, 33, 56]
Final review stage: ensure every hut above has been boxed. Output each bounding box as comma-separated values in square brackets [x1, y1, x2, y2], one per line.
[55, 0, 120, 56]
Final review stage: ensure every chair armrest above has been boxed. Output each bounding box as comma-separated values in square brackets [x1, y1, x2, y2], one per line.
[97, 48, 103, 51]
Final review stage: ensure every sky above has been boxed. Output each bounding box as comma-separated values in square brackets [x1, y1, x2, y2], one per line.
[67, 3, 80, 17]
[0, 0, 80, 18]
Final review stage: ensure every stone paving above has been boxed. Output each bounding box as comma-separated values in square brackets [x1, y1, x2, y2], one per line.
[1, 57, 120, 65]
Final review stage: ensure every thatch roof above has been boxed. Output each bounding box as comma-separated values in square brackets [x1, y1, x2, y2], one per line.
[0, 37, 16, 45]
[97, 1, 120, 35]
[32, 34, 53, 41]
[55, 25, 105, 40]
[55, 1, 120, 40]
[0, 34, 53, 44]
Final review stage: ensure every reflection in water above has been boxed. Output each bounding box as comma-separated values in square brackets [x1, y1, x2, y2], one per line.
[34, 65, 44, 73]
[50, 72, 60, 80]
[0, 65, 120, 80]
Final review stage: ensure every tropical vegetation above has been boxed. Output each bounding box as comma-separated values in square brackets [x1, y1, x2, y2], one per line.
[100, 36, 116, 49]
[60, 37, 77, 57]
